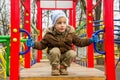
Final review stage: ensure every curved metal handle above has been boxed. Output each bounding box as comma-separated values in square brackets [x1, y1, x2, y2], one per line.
[20, 29, 31, 55]
[93, 30, 105, 54]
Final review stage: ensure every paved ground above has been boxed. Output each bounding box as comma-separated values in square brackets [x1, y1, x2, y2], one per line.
[95, 64, 120, 80]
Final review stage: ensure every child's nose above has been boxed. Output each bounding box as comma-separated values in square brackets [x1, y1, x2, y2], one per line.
[61, 23, 65, 26]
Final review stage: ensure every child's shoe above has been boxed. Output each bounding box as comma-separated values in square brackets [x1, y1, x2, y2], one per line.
[60, 65, 68, 75]
[51, 65, 60, 76]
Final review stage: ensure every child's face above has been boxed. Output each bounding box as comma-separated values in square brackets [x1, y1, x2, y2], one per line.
[54, 17, 67, 33]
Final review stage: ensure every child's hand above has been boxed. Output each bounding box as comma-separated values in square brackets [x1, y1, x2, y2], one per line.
[90, 34, 99, 43]
[26, 38, 34, 47]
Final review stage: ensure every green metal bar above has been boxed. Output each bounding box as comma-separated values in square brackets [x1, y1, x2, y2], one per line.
[20, 39, 27, 42]
[0, 36, 10, 39]
[0, 37, 27, 42]
[0, 39, 7, 43]
[6, 39, 10, 76]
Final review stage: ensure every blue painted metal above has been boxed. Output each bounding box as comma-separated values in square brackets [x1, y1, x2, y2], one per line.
[20, 29, 31, 55]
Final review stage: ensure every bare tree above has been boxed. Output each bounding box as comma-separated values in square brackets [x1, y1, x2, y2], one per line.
[94, 0, 102, 31]
[0, 0, 10, 35]
[31, 0, 36, 25]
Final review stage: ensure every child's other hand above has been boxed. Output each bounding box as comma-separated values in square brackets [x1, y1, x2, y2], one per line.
[26, 38, 34, 47]
[90, 34, 99, 43]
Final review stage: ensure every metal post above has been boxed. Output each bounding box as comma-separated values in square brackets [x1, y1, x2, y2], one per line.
[10, 0, 20, 79]
[86, 0, 94, 68]
[69, 9, 73, 26]
[24, 0, 31, 68]
[36, 0, 42, 62]
[104, 0, 116, 80]
[6, 39, 10, 76]
[73, 1, 76, 29]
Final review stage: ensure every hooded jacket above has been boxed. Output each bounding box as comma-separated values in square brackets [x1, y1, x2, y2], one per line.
[33, 25, 92, 54]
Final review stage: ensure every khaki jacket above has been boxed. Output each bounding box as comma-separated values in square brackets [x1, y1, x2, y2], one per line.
[33, 25, 92, 54]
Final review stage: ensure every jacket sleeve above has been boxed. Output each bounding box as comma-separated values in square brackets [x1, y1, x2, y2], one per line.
[33, 34, 48, 50]
[72, 33, 92, 47]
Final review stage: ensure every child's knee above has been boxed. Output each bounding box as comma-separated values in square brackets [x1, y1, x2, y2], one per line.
[49, 47, 61, 55]
[66, 50, 77, 58]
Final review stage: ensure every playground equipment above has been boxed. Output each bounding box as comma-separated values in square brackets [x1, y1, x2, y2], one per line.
[93, 24, 120, 68]
[93, 29, 120, 51]
[20, 29, 31, 55]
[94, 29, 120, 64]
[0, 36, 10, 76]
[0, 29, 31, 79]
[10, 0, 79, 80]
[0, 47, 7, 80]
[77, 17, 120, 79]
[7, 0, 116, 80]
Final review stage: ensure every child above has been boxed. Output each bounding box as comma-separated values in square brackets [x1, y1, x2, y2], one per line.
[26, 10, 96, 76]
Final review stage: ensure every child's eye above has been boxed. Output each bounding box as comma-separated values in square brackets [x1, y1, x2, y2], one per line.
[57, 21, 66, 24]
[64, 22, 66, 24]
[57, 22, 62, 24]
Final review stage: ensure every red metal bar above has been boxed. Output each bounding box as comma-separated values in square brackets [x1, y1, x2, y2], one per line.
[10, 0, 20, 79]
[104, 0, 116, 80]
[24, 0, 31, 68]
[86, 0, 94, 68]
[36, 0, 42, 62]
[69, 9, 73, 26]
[73, 1, 76, 29]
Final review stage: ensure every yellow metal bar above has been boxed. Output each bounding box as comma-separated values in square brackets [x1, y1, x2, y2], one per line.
[0, 63, 6, 79]
[0, 47, 7, 80]
[0, 52, 6, 67]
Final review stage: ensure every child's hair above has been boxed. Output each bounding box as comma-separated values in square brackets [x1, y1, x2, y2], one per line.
[51, 10, 67, 26]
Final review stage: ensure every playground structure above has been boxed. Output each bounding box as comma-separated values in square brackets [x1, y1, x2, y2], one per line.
[0, 0, 118, 80]
[0, 47, 7, 80]
[76, 19, 120, 66]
